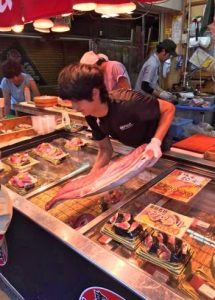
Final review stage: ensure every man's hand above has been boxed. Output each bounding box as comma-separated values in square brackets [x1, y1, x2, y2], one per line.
[144, 138, 162, 167]
[159, 91, 175, 100]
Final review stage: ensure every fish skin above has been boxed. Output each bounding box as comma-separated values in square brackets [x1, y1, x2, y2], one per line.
[46, 145, 153, 210]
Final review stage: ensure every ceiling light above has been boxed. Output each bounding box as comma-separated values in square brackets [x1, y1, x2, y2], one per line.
[35, 27, 50, 33]
[0, 27, 12, 32]
[12, 24, 24, 33]
[51, 17, 70, 33]
[73, 1, 97, 11]
[33, 18, 54, 29]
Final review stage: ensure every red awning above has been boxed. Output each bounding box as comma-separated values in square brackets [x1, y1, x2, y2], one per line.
[0, 0, 23, 27]
[23, 0, 73, 23]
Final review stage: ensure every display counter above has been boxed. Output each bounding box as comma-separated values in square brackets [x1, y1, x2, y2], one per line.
[0, 130, 214, 300]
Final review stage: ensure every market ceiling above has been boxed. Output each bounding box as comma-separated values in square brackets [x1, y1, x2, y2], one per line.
[0, 0, 164, 27]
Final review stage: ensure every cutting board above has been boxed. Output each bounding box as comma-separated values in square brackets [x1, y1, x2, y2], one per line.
[172, 134, 215, 154]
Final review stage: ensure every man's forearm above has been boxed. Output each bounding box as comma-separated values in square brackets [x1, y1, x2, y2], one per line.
[141, 81, 154, 94]
[117, 77, 131, 90]
[91, 149, 112, 172]
[154, 100, 175, 142]
[3, 96, 10, 115]
[90, 137, 113, 172]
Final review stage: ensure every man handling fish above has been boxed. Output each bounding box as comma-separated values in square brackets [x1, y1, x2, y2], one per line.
[45, 63, 175, 210]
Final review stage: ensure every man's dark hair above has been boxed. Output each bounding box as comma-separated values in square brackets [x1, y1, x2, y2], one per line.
[156, 39, 177, 56]
[156, 43, 167, 54]
[58, 63, 109, 103]
[1, 59, 22, 79]
[96, 58, 106, 66]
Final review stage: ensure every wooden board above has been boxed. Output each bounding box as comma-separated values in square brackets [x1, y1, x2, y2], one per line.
[0, 116, 36, 143]
[0, 128, 35, 143]
[0, 116, 32, 130]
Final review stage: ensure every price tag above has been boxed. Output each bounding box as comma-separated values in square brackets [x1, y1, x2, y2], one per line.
[199, 284, 215, 299]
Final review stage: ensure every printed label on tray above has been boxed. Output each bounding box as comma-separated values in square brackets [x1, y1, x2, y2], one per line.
[198, 284, 215, 299]
[149, 169, 211, 202]
[193, 219, 210, 229]
[177, 172, 206, 185]
[135, 204, 193, 238]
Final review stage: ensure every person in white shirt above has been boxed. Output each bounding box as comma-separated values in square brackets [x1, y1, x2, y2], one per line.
[135, 39, 177, 101]
[80, 51, 131, 91]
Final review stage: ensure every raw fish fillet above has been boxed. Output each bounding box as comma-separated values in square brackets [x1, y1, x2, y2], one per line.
[45, 145, 153, 210]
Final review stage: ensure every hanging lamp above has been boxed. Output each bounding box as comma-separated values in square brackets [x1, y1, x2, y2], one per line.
[35, 27, 50, 33]
[12, 24, 24, 33]
[0, 27, 12, 32]
[73, 0, 97, 11]
[33, 18, 54, 29]
[95, 2, 136, 15]
[51, 16, 70, 32]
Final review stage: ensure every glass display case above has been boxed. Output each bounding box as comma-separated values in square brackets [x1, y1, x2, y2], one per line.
[1, 129, 215, 299]
[85, 164, 215, 300]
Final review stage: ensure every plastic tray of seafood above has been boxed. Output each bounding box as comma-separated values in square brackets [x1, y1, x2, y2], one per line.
[100, 210, 193, 275]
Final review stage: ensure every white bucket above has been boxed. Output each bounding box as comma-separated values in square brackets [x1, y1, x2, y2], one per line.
[31, 115, 56, 135]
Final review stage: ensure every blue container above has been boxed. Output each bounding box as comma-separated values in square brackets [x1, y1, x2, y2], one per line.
[169, 117, 193, 139]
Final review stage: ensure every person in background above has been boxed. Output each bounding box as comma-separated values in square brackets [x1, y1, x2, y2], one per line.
[80, 51, 131, 91]
[135, 39, 177, 101]
[1, 59, 40, 115]
[58, 63, 175, 171]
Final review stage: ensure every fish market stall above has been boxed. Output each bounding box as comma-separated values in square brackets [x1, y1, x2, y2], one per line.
[0, 129, 215, 299]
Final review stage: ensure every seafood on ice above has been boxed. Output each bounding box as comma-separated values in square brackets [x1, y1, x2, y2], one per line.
[8, 172, 37, 190]
[8, 152, 30, 167]
[108, 212, 143, 239]
[65, 137, 86, 151]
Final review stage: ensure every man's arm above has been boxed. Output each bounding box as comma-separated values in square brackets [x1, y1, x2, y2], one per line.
[154, 99, 175, 142]
[91, 136, 113, 172]
[117, 76, 131, 89]
[144, 99, 175, 164]
[29, 80, 40, 97]
[2, 90, 11, 115]
[112, 62, 131, 90]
